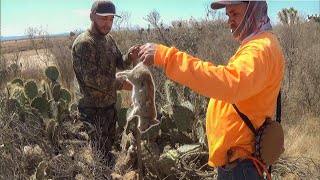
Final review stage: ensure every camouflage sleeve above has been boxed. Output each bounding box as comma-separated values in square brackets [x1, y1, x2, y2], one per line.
[108, 35, 132, 70]
[73, 40, 124, 92]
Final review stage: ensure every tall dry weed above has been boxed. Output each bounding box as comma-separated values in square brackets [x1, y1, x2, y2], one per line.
[49, 38, 75, 91]
[283, 114, 320, 160]
[0, 55, 10, 89]
[0, 96, 29, 179]
[275, 21, 320, 121]
[20, 59, 47, 81]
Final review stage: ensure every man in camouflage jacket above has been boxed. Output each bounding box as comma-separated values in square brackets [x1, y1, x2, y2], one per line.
[72, 0, 138, 164]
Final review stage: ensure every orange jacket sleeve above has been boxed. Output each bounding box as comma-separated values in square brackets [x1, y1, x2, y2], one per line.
[155, 41, 274, 103]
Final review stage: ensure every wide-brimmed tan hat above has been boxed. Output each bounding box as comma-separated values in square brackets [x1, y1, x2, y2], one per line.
[91, 0, 121, 18]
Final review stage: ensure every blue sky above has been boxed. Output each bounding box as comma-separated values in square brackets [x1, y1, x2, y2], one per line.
[1, 0, 319, 37]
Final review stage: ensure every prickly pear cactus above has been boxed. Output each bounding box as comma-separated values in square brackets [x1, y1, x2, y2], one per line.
[7, 98, 22, 113]
[161, 104, 194, 132]
[39, 80, 51, 100]
[180, 100, 194, 112]
[160, 105, 176, 133]
[31, 97, 49, 114]
[52, 84, 61, 102]
[11, 78, 24, 86]
[10, 85, 27, 105]
[8, 63, 21, 75]
[157, 149, 178, 177]
[117, 108, 128, 130]
[45, 66, 59, 82]
[172, 105, 195, 132]
[70, 102, 78, 112]
[164, 80, 179, 105]
[60, 88, 71, 105]
[115, 92, 122, 111]
[35, 161, 47, 180]
[24, 80, 38, 100]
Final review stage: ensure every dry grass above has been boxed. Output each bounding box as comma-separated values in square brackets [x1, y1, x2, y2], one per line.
[283, 114, 320, 160]
[273, 156, 319, 179]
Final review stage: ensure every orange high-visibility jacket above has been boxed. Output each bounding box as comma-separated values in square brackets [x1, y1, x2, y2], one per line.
[154, 32, 284, 167]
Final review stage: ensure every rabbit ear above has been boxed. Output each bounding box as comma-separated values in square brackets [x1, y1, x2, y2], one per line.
[116, 70, 130, 78]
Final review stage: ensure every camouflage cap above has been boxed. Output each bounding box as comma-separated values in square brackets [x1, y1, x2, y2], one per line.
[211, 1, 248, 10]
[91, 0, 121, 18]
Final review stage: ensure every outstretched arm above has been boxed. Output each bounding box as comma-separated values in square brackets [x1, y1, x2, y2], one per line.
[139, 43, 271, 103]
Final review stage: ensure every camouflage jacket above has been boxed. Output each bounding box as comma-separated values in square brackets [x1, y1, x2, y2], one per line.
[72, 30, 132, 108]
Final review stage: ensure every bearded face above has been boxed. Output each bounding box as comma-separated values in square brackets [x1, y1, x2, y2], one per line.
[91, 14, 114, 35]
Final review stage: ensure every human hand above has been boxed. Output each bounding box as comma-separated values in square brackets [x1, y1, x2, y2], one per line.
[128, 45, 140, 66]
[138, 43, 159, 66]
[122, 80, 133, 91]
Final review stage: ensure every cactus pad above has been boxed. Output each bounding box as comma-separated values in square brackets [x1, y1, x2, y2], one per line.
[31, 97, 49, 114]
[164, 80, 179, 105]
[11, 78, 24, 86]
[35, 161, 46, 180]
[24, 80, 38, 100]
[7, 98, 22, 113]
[60, 88, 71, 104]
[117, 107, 128, 130]
[10, 86, 27, 105]
[52, 84, 61, 102]
[45, 66, 59, 81]
[115, 92, 122, 111]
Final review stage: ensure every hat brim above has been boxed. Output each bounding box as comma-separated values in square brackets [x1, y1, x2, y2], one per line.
[211, 1, 243, 10]
[95, 13, 122, 18]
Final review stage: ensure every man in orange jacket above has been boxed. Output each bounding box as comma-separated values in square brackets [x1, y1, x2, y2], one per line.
[138, 1, 284, 179]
